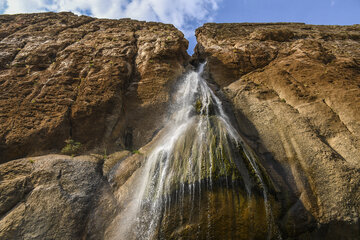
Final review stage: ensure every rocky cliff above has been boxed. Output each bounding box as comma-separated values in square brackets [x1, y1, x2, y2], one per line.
[0, 12, 188, 163]
[1, 13, 360, 240]
[195, 23, 360, 238]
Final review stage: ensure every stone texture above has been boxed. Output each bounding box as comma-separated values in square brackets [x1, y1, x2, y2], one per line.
[0, 154, 114, 240]
[195, 23, 360, 238]
[0, 12, 189, 163]
[102, 150, 131, 177]
[1, 13, 360, 239]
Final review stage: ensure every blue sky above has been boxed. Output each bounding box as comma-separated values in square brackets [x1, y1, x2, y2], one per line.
[1, 0, 359, 54]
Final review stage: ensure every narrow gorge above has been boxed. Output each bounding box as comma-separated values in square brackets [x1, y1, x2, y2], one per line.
[0, 12, 359, 239]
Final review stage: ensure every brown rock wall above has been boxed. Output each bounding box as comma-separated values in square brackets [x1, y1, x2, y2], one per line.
[0, 12, 189, 162]
[195, 22, 360, 238]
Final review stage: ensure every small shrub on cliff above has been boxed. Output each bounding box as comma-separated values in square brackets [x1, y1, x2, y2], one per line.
[132, 149, 142, 155]
[61, 139, 82, 156]
[103, 149, 108, 160]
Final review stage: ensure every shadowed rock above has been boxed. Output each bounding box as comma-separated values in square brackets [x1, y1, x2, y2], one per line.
[195, 22, 360, 238]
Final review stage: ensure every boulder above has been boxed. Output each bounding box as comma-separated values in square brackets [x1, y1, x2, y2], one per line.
[0, 154, 116, 240]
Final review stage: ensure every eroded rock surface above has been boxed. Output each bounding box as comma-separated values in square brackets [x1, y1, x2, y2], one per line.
[195, 23, 360, 238]
[0, 154, 113, 239]
[1, 13, 360, 239]
[0, 12, 189, 163]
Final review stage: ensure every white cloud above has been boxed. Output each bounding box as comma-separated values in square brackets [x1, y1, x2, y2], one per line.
[3, 0, 221, 36]
[0, 0, 7, 13]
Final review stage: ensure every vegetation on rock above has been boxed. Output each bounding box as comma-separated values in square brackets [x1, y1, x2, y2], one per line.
[61, 139, 82, 156]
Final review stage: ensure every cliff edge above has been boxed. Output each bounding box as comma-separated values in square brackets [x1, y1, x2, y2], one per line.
[195, 22, 360, 238]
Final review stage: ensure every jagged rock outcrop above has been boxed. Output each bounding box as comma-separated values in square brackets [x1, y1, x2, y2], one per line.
[195, 23, 360, 238]
[0, 12, 189, 163]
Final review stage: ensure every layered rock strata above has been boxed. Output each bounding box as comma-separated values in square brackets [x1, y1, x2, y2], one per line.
[195, 23, 360, 238]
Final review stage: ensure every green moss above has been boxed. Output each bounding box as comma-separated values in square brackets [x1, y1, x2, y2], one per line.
[237, 144, 275, 192]
[238, 145, 259, 184]
[135, 108, 281, 238]
[195, 98, 202, 114]
[159, 182, 272, 240]
[149, 116, 270, 196]
[196, 120, 244, 183]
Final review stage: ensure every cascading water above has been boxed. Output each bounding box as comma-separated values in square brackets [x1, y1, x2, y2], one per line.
[112, 63, 280, 239]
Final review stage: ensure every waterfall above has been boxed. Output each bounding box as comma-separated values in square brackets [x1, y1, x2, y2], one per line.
[112, 63, 280, 240]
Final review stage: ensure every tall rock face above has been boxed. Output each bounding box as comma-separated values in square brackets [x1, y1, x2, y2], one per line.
[0, 12, 189, 163]
[1, 13, 360, 240]
[195, 23, 360, 238]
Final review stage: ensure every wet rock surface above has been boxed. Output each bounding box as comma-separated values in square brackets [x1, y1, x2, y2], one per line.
[195, 23, 360, 238]
[0, 12, 189, 163]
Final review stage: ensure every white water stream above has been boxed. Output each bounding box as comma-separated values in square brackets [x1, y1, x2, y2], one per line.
[112, 63, 277, 239]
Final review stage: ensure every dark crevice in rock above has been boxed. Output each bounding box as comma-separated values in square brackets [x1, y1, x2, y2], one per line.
[68, 107, 73, 139]
[114, 29, 139, 151]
